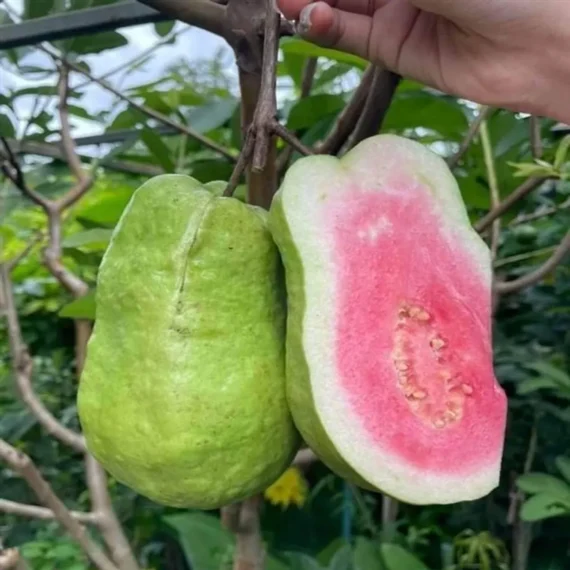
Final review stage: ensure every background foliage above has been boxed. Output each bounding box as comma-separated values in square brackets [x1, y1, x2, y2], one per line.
[1, 0, 570, 569]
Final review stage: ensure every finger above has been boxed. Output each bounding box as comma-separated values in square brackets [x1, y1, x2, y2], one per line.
[297, 2, 373, 60]
[277, 0, 377, 22]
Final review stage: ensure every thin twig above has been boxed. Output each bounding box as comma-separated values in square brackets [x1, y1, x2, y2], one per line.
[0, 266, 86, 452]
[271, 121, 314, 157]
[223, 130, 256, 197]
[496, 230, 570, 294]
[509, 197, 570, 226]
[7, 232, 44, 272]
[0, 499, 98, 524]
[315, 66, 374, 155]
[494, 246, 558, 269]
[40, 47, 236, 163]
[447, 105, 492, 169]
[0, 440, 119, 570]
[56, 65, 94, 211]
[480, 119, 501, 259]
[0, 138, 49, 208]
[474, 177, 549, 233]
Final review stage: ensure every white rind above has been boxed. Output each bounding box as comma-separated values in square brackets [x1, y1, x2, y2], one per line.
[279, 135, 501, 504]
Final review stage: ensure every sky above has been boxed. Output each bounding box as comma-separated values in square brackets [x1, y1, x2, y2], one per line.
[2, 0, 238, 139]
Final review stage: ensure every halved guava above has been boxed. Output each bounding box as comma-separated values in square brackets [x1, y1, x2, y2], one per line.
[269, 134, 507, 505]
[78, 174, 298, 510]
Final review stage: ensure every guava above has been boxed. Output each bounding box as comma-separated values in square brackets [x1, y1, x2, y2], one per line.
[268, 134, 507, 505]
[78, 174, 298, 510]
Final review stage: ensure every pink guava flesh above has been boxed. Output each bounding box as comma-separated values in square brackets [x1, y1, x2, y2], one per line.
[324, 175, 506, 476]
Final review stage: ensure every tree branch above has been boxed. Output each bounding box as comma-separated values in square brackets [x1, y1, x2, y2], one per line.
[0, 138, 49, 209]
[496, 230, 570, 294]
[341, 67, 400, 153]
[0, 440, 119, 570]
[85, 456, 140, 570]
[315, 66, 374, 155]
[474, 177, 549, 233]
[231, 496, 264, 570]
[0, 265, 86, 452]
[56, 65, 94, 211]
[136, 0, 227, 38]
[0, 499, 98, 524]
[447, 105, 492, 169]
[509, 196, 570, 226]
[271, 120, 314, 157]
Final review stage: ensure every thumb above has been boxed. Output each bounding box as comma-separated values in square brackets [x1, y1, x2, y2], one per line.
[296, 2, 374, 60]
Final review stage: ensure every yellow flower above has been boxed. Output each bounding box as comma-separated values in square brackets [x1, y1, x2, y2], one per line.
[264, 467, 308, 509]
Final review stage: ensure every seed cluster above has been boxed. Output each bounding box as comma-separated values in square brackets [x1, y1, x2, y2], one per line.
[392, 303, 473, 429]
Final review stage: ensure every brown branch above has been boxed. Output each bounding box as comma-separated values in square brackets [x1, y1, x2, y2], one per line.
[232, 496, 264, 570]
[85, 456, 140, 570]
[0, 265, 86, 452]
[223, 129, 256, 197]
[56, 65, 95, 211]
[0, 440, 119, 570]
[341, 67, 400, 153]
[271, 121, 314, 157]
[474, 177, 549, 233]
[251, 2, 280, 172]
[315, 66, 374, 155]
[496, 230, 570, 294]
[293, 448, 317, 469]
[0, 498, 98, 524]
[41, 47, 236, 163]
[136, 0, 227, 37]
[0, 138, 49, 209]
[447, 105, 492, 169]
[0, 547, 24, 570]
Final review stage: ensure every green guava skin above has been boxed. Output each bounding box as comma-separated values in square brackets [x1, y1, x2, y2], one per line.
[268, 191, 374, 491]
[78, 174, 299, 510]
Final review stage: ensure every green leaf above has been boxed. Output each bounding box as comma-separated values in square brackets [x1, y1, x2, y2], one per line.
[190, 159, 234, 184]
[286, 552, 324, 570]
[555, 456, 570, 483]
[62, 229, 113, 249]
[141, 127, 175, 173]
[25, 0, 55, 19]
[75, 190, 134, 228]
[67, 30, 128, 54]
[328, 544, 353, 570]
[163, 512, 234, 570]
[281, 37, 367, 69]
[186, 99, 239, 134]
[154, 20, 175, 37]
[516, 473, 570, 497]
[527, 361, 570, 386]
[554, 135, 570, 170]
[59, 292, 96, 320]
[520, 493, 570, 522]
[0, 113, 15, 138]
[517, 377, 560, 395]
[287, 94, 346, 131]
[353, 538, 383, 570]
[379, 544, 430, 570]
[383, 91, 467, 139]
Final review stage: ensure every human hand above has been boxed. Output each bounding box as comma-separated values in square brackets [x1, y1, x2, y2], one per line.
[277, 0, 570, 123]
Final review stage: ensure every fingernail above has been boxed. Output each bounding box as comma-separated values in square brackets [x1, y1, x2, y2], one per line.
[296, 3, 318, 35]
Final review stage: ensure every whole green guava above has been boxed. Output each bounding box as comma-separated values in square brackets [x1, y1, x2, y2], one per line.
[78, 174, 299, 509]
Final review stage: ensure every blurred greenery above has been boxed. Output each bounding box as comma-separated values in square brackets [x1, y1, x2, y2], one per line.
[1, 0, 570, 569]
